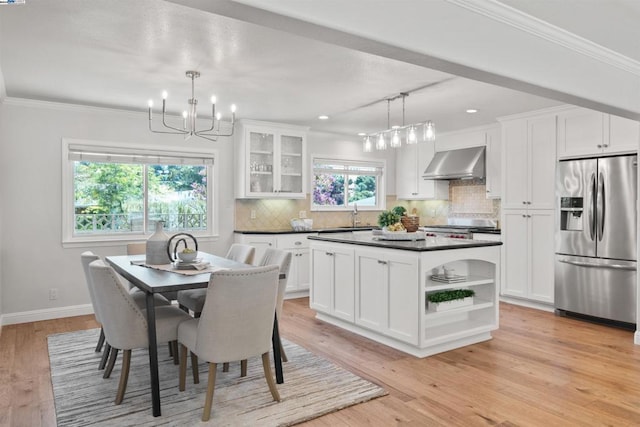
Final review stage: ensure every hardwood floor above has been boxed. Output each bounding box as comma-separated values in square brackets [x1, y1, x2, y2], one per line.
[1, 300, 640, 426]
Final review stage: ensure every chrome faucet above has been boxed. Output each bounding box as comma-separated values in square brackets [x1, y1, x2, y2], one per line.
[351, 203, 361, 227]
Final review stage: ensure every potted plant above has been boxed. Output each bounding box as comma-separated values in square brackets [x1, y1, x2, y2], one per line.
[377, 210, 401, 230]
[427, 289, 475, 312]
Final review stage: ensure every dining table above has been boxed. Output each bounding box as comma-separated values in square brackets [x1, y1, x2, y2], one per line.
[105, 252, 285, 417]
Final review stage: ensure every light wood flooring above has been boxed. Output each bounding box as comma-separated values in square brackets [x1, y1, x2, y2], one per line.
[1, 300, 640, 426]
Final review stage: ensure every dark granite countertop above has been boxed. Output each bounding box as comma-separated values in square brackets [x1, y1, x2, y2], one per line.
[308, 232, 502, 252]
[234, 226, 378, 235]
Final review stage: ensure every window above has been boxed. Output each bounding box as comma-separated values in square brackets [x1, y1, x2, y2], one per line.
[63, 139, 217, 244]
[311, 156, 385, 210]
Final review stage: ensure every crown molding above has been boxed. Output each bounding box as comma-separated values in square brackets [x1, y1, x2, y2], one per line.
[447, 0, 640, 76]
[2, 96, 145, 117]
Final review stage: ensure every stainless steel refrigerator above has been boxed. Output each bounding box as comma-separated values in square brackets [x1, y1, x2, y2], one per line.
[555, 154, 637, 325]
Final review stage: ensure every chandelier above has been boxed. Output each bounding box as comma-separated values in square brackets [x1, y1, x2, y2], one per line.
[147, 70, 236, 142]
[362, 92, 435, 152]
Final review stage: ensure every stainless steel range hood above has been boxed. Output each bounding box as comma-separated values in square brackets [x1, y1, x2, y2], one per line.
[423, 146, 485, 180]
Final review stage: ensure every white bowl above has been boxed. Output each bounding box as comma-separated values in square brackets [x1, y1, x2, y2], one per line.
[178, 251, 198, 262]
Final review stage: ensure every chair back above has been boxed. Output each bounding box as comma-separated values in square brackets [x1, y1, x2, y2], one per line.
[259, 248, 292, 321]
[226, 243, 255, 265]
[88, 259, 149, 350]
[127, 242, 146, 255]
[80, 251, 102, 323]
[196, 265, 280, 363]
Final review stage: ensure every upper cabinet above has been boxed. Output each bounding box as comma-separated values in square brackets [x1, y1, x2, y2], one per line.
[234, 120, 308, 199]
[557, 108, 639, 159]
[396, 140, 449, 200]
[501, 114, 556, 210]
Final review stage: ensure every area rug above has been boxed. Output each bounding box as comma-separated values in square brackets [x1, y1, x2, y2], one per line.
[48, 329, 386, 426]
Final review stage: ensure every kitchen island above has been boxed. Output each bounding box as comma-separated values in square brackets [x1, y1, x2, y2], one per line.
[308, 231, 502, 357]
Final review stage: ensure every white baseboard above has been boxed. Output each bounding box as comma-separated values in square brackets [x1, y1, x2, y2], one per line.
[1, 304, 94, 326]
[634, 331, 640, 345]
[499, 296, 555, 312]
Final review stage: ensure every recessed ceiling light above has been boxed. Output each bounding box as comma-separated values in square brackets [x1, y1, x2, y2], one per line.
[318, 115, 329, 120]
[466, 109, 478, 114]
[357, 132, 366, 136]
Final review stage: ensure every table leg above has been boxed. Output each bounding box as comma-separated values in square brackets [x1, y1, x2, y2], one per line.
[272, 313, 284, 384]
[145, 292, 161, 417]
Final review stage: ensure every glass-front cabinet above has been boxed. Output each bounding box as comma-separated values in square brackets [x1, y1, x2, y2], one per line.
[235, 120, 308, 198]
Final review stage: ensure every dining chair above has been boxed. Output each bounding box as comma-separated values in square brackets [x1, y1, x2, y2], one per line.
[88, 259, 192, 405]
[176, 244, 256, 317]
[81, 251, 172, 371]
[177, 265, 281, 421]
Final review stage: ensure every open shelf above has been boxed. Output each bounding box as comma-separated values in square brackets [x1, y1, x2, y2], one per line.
[425, 298, 492, 317]
[425, 275, 493, 291]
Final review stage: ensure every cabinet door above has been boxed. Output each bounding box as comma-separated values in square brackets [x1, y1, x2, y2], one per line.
[396, 143, 419, 199]
[501, 119, 529, 209]
[332, 247, 355, 321]
[528, 115, 556, 209]
[485, 127, 502, 199]
[608, 115, 639, 155]
[278, 132, 306, 195]
[294, 248, 311, 292]
[556, 108, 604, 158]
[310, 246, 333, 313]
[528, 210, 555, 303]
[235, 234, 276, 265]
[355, 250, 387, 331]
[501, 211, 528, 298]
[247, 129, 276, 195]
[386, 252, 419, 344]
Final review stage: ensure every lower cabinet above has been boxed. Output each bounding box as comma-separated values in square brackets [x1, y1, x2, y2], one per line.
[310, 242, 355, 322]
[234, 234, 276, 265]
[354, 248, 420, 345]
[501, 209, 554, 303]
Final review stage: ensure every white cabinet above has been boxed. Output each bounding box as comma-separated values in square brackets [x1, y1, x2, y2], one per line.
[310, 243, 355, 322]
[234, 234, 276, 265]
[355, 248, 419, 345]
[235, 119, 308, 199]
[557, 108, 639, 158]
[501, 115, 556, 210]
[276, 234, 314, 293]
[235, 232, 316, 295]
[472, 233, 501, 242]
[484, 126, 502, 199]
[501, 210, 554, 303]
[396, 140, 448, 200]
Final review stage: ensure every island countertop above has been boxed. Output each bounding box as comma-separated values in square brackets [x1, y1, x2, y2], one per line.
[308, 231, 502, 252]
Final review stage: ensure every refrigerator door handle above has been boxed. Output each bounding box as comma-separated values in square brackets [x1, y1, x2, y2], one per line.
[597, 171, 605, 241]
[589, 173, 596, 241]
[557, 258, 636, 271]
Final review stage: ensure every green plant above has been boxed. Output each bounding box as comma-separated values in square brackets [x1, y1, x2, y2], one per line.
[427, 289, 475, 303]
[377, 210, 401, 228]
[391, 205, 407, 217]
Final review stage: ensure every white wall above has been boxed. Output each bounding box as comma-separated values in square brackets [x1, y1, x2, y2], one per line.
[0, 100, 393, 323]
[0, 99, 237, 322]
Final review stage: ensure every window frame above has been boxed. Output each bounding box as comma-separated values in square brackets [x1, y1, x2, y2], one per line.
[62, 138, 219, 247]
[310, 154, 386, 212]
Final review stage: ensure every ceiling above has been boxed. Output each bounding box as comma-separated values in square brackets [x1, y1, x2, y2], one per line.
[1, 0, 637, 137]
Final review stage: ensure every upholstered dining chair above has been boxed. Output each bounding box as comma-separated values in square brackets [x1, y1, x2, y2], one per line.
[88, 259, 192, 405]
[81, 251, 172, 372]
[177, 265, 281, 421]
[176, 244, 256, 317]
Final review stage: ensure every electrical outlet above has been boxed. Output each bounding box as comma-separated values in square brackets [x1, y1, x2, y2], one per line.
[299, 211, 306, 218]
[250, 209, 256, 219]
[49, 288, 58, 300]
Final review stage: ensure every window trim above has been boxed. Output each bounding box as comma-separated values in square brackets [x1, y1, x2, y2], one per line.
[62, 138, 220, 247]
[310, 154, 386, 212]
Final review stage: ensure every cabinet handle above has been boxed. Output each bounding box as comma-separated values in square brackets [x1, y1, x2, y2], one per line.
[527, 201, 532, 205]
[604, 144, 609, 148]
[268, 243, 272, 246]
[527, 215, 532, 218]
[486, 190, 490, 193]
[597, 144, 603, 148]
[325, 252, 334, 256]
[377, 260, 387, 265]
[412, 192, 418, 195]
[522, 201, 526, 205]
[522, 214, 527, 218]
[295, 241, 302, 245]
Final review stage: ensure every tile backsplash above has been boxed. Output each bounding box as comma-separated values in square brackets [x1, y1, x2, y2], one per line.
[234, 179, 500, 230]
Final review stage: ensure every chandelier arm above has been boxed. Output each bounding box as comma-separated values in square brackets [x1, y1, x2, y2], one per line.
[149, 118, 188, 135]
[161, 113, 188, 133]
[192, 132, 219, 142]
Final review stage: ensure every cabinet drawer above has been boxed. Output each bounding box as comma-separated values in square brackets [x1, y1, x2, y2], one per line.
[277, 233, 315, 249]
